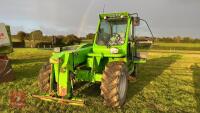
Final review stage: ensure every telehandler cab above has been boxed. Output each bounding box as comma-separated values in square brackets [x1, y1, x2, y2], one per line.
[34, 12, 153, 108]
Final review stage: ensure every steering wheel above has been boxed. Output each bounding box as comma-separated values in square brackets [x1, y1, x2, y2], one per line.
[112, 33, 121, 39]
[107, 33, 123, 45]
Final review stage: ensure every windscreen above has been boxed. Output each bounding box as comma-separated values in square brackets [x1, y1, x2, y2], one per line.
[96, 19, 127, 46]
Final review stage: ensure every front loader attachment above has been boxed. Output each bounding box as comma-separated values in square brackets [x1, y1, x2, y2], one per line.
[34, 44, 93, 106]
[32, 95, 85, 106]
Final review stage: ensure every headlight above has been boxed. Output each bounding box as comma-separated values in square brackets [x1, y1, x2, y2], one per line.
[54, 47, 61, 52]
[110, 48, 119, 54]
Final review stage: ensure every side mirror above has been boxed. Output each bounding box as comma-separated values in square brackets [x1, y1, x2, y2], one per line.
[132, 17, 140, 26]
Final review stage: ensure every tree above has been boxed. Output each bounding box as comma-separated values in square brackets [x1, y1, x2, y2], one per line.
[17, 31, 26, 38]
[182, 37, 191, 43]
[16, 31, 27, 42]
[30, 30, 43, 40]
[62, 34, 80, 45]
[174, 36, 181, 43]
[86, 33, 95, 40]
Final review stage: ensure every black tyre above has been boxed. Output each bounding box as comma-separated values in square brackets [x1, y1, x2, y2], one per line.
[0, 59, 14, 83]
[100, 62, 128, 108]
[38, 63, 51, 93]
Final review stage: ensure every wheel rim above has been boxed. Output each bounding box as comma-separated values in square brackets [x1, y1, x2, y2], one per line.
[119, 71, 127, 101]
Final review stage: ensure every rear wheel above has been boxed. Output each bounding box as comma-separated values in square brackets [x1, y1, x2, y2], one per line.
[38, 63, 51, 93]
[0, 55, 14, 83]
[100, 62, 128, 108]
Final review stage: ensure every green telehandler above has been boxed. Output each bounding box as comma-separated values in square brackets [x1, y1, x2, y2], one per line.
[0, 23, 14, 83]
[34, 12, 153, 108]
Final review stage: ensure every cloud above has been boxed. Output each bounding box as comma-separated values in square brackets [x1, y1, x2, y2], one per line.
[0, 0, 199, 38]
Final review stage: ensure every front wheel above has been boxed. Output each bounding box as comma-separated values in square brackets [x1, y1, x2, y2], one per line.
[100, 62, 128, 108]
[38, 63, 51, 93]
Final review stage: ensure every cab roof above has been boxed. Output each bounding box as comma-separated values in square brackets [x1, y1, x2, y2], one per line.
[99, 12, 131, 19]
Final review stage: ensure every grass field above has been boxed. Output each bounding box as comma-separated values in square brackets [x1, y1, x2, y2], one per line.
[0, 48, 200, 113]
[152, 43, 200, 51]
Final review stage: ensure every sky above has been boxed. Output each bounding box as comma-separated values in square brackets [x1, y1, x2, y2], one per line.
[0, 0, 200, 38]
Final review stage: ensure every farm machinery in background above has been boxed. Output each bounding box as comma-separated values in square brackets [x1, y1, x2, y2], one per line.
[34, 12, 153, 108]
[0, 23, 14, 83]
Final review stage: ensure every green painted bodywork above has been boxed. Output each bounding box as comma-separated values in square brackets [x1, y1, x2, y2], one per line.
[48, 12, 151, 99]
